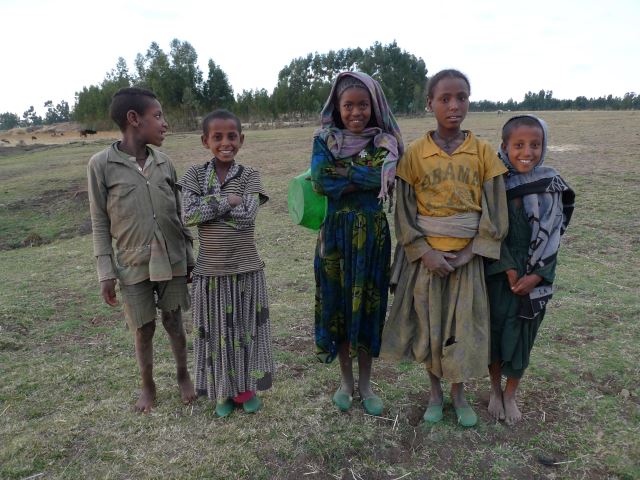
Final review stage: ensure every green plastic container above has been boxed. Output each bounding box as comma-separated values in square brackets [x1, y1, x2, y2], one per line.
[288, 169, 327, 230]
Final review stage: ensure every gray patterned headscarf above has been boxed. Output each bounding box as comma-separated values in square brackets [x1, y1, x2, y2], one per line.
[498, 114, 575, 319]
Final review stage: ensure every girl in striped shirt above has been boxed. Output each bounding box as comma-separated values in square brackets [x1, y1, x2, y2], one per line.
[179, 109, 274, 417]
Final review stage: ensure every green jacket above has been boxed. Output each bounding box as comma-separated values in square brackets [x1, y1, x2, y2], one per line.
[87, 143, 194, 285]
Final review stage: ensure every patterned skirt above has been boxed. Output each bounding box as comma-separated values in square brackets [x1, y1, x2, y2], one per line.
[191, 270, 274, 402]
[314, 208, 391, 363]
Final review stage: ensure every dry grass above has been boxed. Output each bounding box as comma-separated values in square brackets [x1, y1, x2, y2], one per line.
[1, 111, 638, 479]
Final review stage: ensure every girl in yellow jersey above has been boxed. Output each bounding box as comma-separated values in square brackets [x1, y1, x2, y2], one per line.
[381, 69, 508, 427]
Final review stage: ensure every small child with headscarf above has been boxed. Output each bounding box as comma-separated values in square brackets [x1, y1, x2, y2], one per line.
[486, 114, 575, 425]
[310, 71, 403, 415]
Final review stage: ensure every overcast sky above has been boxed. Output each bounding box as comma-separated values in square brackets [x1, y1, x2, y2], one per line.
[1, 0, 638, 116]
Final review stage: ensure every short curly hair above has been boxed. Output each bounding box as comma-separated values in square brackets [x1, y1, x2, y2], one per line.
[109, 87, 158, 132]
[201, 109, 242, 136]
[501, 116, 544, 144]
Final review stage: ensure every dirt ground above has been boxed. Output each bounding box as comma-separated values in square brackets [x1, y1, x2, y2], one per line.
[0, 122, 120, 147]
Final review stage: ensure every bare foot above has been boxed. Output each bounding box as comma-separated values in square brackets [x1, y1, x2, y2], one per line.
[488, 389, 505, 421]
[503, 392, 522, 425]
[358, 382, 376, 400]
[337, 381, 354, 397]
[135, 383, 156, 413]
[179, 375, 197, 404]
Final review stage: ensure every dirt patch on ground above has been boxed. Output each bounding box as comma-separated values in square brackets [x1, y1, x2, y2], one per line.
[259, 449, 391, 480]
[0, 122, 120, 149]
[1, 185, 91, 250]
[273, 321, 314, 354]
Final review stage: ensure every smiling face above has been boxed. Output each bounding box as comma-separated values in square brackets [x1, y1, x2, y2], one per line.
[503, 125, 544, 174]
[427, 77, 470, 133]
[201, 117, 244, 162]
[136, 99, 168, 147]
[338, 87, 372, 134]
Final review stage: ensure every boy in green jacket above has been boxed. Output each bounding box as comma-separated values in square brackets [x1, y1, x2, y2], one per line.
[87, 87, 196, 413]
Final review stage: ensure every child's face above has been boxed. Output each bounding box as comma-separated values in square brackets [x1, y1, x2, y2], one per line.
[503, 125, 544, 174]
[136, 99, 168, 146]
[427, 77, 469, 131]
[338, 87, 372, 134]
[201, 118, 244, 162]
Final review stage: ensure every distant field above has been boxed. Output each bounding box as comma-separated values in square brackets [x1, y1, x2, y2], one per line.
[1, 111, 638, 479]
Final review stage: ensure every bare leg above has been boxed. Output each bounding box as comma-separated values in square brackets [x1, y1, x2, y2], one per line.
[134, 321, 156, 413]
[357, 349, 374, 399]
[427, 371, 444, 407]
[450, 382, 470, 409]
[488, 361, 505, 421]
[337, 342, 355, 396]
[503, 377, 522, 425]
[161, 308, 196, 404]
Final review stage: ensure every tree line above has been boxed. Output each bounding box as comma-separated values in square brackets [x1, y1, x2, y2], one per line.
[470, 89, 640, 112]
[1, 39, 638, 131]
[70, 39, 429, 130]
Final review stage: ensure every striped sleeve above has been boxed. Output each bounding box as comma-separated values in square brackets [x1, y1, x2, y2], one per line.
[177, 164, 203, 195]
[243, 167, 269, 205]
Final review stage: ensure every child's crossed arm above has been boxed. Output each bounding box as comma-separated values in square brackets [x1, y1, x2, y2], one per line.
[181, 187, 234, 226]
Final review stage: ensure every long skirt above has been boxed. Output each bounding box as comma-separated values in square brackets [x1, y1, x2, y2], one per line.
[381, 255, 490, 383]
[488, 272, 546, 379]
[314, 207, 391, 363]
[191, 270, 274, 401]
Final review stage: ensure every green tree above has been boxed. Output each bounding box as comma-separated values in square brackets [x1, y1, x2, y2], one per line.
[74, 57, 131, 128]
[169, 39, 203, 106]
[272, 42, 427, 116]
[44, 100, 70, 124]
[136, 42, 173, 103]
[360, 41, 428, 113]
[622, 92, 636, 109]
[202, 59, 235, 110]
[21, 106, 42, 127]
[235, 88, 274, 121]
[574, 96, 589, 110]
[0, 112, 20, 130]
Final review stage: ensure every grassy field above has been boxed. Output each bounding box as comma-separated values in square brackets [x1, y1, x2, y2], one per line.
[1, 111, 638, 479]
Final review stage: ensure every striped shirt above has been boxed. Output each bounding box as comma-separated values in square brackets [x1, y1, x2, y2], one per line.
[178, 161, 268, 276]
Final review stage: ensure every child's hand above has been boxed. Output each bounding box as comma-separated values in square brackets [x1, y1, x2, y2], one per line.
[100, 279, 118, 306]
[186, 265, 193, 284]
[421, 250, 455, 277]
[511, 273, 543, 296]
[506, 269, 519, 289]
[448, 244, 474, 269]
[227, 194, 243, 207]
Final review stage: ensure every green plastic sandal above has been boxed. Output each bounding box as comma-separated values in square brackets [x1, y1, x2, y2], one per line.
[423, 404, 444, 423]
[332, 390, 353, 412]
[455, 405, 478, 427]
[362, 394, 384, 416]
[243, 396, 262, 414]
[215, 399, 234, 418]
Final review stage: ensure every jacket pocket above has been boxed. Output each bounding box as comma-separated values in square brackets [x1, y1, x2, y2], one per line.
[116, 244, 151, 268]
[154, 182, 179, 216]
[107, 183, 137, 220]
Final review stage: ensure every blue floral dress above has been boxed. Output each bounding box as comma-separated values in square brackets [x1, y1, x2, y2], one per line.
[311, 137, 391, 363]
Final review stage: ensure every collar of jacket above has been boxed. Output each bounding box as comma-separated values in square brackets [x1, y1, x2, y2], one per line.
[106, 142, 166, 165]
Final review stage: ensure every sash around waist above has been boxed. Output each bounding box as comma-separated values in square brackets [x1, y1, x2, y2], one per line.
[417, 212, 480, 238]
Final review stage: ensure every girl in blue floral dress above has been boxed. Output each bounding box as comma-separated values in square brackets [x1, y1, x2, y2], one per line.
[311, 71, 403, 415]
